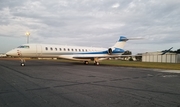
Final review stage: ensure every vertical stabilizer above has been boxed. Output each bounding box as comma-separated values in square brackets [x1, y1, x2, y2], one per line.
[113, 36, 128, 49]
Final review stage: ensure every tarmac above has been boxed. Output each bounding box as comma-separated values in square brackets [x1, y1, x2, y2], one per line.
[0, 58, 180, 107]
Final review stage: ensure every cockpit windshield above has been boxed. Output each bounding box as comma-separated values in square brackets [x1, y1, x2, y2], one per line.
[17, 45, 30, 48]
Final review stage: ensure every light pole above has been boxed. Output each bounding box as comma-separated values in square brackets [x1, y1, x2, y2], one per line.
[25, 32, 30, 44]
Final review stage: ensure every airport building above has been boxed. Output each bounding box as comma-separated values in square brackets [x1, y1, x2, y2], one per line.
[142, 52, 180, 63]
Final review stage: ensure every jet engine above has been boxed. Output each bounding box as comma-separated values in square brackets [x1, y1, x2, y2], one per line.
[107, 48, 114, 55]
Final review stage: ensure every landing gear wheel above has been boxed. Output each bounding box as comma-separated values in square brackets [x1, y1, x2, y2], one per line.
[94, 62, 100, 65]
[84, 61, 89, 65]
[21, 63, 25, 66]
[20, 58, 26, 66]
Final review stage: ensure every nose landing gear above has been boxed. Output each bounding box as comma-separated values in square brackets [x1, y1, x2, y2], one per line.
[20, 58, 25, 66]
[17, 50, 25, 66]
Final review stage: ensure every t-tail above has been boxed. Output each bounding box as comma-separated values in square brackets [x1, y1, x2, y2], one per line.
[107, 36, 128, 55]
[113, 36, 128, 49]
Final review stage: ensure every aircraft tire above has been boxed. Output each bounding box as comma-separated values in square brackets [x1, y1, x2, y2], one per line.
[21, 63, 25, 66]
[94, 62, 100, 65]
[84, 61, 89, 65]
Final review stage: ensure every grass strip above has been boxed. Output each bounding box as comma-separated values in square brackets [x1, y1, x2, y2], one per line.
[100, 60, 180, 70]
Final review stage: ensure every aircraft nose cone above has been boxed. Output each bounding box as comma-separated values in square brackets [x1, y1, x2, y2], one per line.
[6, 51, 11, 56]
[6, 50, 15, 56]
[5, 53, 8, 57]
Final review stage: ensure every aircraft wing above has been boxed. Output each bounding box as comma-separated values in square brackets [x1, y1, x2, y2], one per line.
[73, 54, 141, 59]
[73, 54, 121, 59]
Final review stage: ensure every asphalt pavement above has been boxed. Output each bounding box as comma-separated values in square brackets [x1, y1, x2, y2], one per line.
[0, 58, 180, 107]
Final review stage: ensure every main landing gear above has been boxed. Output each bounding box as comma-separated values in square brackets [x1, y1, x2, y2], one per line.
[83, 61, 100, 65]
[94, 57, 100, 65]
[94, 61, 100, 65]
[84, 58, 100, 65]
[84, 61, 89, 65]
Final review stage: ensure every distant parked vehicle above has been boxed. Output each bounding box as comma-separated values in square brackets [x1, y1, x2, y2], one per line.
[0, 54, 6, 58]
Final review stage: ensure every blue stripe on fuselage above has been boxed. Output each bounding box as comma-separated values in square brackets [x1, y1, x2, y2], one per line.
[78, 48, 124, 54]
[42, 48, 124, 55]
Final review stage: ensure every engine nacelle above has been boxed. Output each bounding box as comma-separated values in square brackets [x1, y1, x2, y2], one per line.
[108, 48, 112, 55]
[107, 48, 115, 55]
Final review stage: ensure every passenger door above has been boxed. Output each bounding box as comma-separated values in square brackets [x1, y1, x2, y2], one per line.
[36, 45, 42, 57]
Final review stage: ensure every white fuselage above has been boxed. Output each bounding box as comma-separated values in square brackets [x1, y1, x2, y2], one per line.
[6, 44, 123, 61]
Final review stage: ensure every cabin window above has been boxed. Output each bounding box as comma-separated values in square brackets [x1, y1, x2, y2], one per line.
[45, 47, 48, 50]
[59, 48, 62, 51]
[82, 49, 84, 52]
[55, 48, 57, 51]
[71, 49, 74, 51]
[79, 49, 81, 52]
[50, 47, 53, 51]
[64, 48, 66, 51]
[85, 49, 87, 52]
[68, 48, 70, 51]
[75, 49, 77, 51]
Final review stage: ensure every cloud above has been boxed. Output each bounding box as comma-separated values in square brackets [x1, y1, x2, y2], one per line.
[112, 3, 120, 8]
[0, 0, 180, 54]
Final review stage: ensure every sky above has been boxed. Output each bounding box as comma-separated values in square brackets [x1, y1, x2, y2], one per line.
[0, 0, 180, 54]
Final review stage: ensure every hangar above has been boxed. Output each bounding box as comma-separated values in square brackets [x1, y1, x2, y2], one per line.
[142, 52, 180, 63]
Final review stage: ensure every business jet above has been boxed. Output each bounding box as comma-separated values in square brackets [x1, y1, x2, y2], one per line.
[6, 36, 129, 66]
